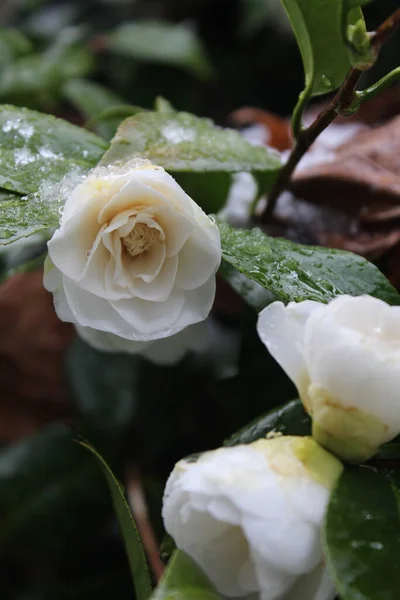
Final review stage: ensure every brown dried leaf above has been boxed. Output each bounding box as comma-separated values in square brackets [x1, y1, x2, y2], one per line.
[0, 270, 73, 443]
[291, 116, 400, 216]
[230, 107, 291, 151]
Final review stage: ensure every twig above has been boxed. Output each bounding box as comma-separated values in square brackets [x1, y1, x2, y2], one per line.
[261, 7, 400, 223]
[126, 465, 165, 582]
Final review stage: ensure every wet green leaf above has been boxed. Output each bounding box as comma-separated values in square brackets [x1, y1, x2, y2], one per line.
[101, 110, 281, 177]
[217, 220, 400, 305]
[324, 468, 400, 600]
[0, 105, 106, 195]
[109, 21, 214, 80]
[0, 232, 47, 283]
[100, 109, 280, 212]
[79, 440, 152, 600]
[0, 192, 59, 244]
[225, 399, 311, 446]
[0, 105, 107, 243]
[151, 550, 221, 600]
[219, 260, 278, 312]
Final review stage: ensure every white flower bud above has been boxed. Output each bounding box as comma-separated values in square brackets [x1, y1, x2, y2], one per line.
[257, 295, 400, 462]
[44, 161, 221, 350]
[163, 436, 342, 600]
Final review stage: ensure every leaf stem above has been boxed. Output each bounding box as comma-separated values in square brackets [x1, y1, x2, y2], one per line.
[261, 7, 400, 223]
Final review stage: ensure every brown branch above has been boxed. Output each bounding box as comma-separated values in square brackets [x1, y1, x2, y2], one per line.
[261, 7, 400, 223]
[371, 7, 400, 50]
[125, 465, 165, 582]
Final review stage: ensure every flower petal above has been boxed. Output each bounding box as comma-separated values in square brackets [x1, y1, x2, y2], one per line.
[175, 277, 216, 329]
[283, 563, 335, 600]
[257, 301, 322, 390]
[75, 324, 156, 354]
[48, 200, 103, 281]
[175, 224, 221, 290]
[63, 275, 131, 333]
[98, 177, 182, 225]
[111, 290, 185, 335]
[130, 256, 178, 301]
[152, 205, 195, 257]
[304, 296, 400, 437]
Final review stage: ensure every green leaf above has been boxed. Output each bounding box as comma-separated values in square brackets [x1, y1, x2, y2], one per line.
[109, 20, 214, 80]
[239, 0, 271, 38]
[0, 29, 33, 71]
[0, 231, 47, 282]
[0, 105, 106, 195]
[100, 110, 280, 212]
[219, 260, 279, 312]
[154, 96, 176, 113]
[282, 1, 365, 95]
[66, 337, 136, 445]
[0, 425, 111, 558]
[79, 439, 152, 600]
[0, 191, 59, 243]
[151, 550, 221, 600]
[63, 78, 127, 139]
[217, 220, 400, 305]
[281, 0, 371, 134]
[101, 110, 281, 175]
[324, 467, 400, 600]
[0, 44, 93, 103]
[174, 171, 231, 214]
[225, 399, 311, 446]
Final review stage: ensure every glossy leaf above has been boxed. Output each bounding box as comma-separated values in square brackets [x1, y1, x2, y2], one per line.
[100, 109, 280, 211]
[282, 0, 371, 135]
[0, 105, 106, 195]
[0, 231, 47, 282]
[217, 220, 400, 305]
[219, 260, 279, 312]
[109, 21, 214, 80]
[79, 440, 152, 600]
[225, 399, 311, 446]
[282, 1, 365, 94]
[0, 192, 59, 243]
[324, 468, 400, 600]
[0, 105, 107, 244]
[151, 550, 221, 600]
[101, 110, 281, 176]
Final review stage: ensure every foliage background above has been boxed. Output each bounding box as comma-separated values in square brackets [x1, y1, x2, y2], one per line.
[0, 1, 399, 598]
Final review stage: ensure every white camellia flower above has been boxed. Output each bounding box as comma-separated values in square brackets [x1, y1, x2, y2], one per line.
[163, 436, 343, 600]
[257, 295, 400, 462]
[44, 161, 221, 352]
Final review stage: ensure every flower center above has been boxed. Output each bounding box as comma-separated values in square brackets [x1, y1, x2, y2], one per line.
[122, 223, 160, 257]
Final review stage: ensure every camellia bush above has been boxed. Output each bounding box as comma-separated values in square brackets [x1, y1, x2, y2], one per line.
[1, 1, 400, 599]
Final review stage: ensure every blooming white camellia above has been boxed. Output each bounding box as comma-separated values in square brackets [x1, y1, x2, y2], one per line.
[163, 436, 343, 600]
[257, 295, 400, 462]
[44, 160, 221, 354]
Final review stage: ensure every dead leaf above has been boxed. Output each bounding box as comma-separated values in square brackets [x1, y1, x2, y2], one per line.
[230, 107, 291, 151]
[0, 270, 73, 443]
[291, 115, 400, 215]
